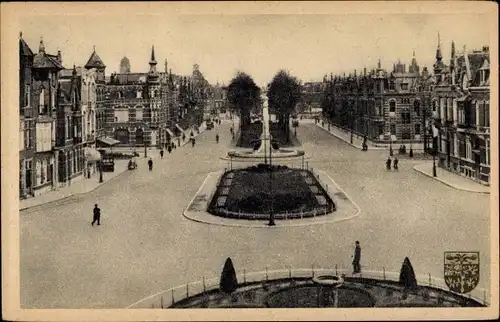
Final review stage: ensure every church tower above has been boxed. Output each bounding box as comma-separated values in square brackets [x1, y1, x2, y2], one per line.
[433, 32, 445, 82]
[147, 46, 160, 147]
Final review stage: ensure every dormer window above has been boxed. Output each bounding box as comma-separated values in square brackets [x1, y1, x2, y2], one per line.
[136, 90, 143, 99]
[401, 83, 408, 91]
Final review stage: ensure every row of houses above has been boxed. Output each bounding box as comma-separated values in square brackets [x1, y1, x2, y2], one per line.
[19, 34, 220, 199]
[319, 36, 490, 185]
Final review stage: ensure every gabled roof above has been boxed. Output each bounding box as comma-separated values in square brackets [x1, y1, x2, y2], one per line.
[33, 52, 64, 69]
[85, 49, 106, 69]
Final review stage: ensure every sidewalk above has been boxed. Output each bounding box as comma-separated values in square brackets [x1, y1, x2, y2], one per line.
[315, 120, 386, 150]
[413, 162, 490, 194]
[20, 159, 132, 211]
[178, 122, 208, 147]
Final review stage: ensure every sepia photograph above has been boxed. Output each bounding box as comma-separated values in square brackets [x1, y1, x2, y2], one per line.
[1, 1, 498, 321]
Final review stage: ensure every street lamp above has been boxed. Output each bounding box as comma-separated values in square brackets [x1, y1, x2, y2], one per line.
[98, 157, 103, 183]
[268, 135, 275, 226]
[389, 132, 393, 156]
[433, 152, 437, 177]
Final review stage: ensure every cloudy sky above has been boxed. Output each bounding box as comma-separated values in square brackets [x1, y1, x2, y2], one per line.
[16, 3, 493, 86]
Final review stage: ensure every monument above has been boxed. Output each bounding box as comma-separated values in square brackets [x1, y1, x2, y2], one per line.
[226, 92, 305, 161]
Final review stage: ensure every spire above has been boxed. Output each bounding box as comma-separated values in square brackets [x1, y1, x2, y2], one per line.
[378, 58, 381, 69]
[19, 31, 23, 39]
[436, 32, 442, 61]
[72, 64, 77, 77]
[451, 40, 456, 58]
[150, 45, 156, 63]
[39, 37, 45, 53]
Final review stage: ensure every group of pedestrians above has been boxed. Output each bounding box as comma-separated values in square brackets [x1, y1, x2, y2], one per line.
[386, 156, 399, 171]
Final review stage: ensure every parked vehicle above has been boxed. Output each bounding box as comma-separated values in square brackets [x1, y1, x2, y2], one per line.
[206, 120, 214, 130]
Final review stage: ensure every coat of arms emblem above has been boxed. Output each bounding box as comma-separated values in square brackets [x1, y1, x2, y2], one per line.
[444, 252, 479, 294]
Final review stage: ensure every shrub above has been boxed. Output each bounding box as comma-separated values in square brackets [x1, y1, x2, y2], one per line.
[399, 257, 418, 290]
[220, 257, 238, 295]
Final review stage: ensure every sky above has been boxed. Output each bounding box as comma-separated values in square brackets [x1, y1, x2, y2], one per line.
[19, 11, 492, 86]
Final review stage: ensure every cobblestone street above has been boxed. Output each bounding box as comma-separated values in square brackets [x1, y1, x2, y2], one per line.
[20, 121, 490, 308]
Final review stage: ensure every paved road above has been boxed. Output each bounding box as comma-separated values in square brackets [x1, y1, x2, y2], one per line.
[20, 122, 490, 308]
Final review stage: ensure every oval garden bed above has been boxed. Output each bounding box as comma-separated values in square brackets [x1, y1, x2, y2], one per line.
[207, 165, 336, 221]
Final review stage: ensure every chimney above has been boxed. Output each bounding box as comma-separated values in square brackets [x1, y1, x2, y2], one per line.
[482, 46, 489, 53]
[57, 50, 62, 63]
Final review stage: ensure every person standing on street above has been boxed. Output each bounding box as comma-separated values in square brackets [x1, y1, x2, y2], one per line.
[352, 241, 361, 274]
[160, 149, 164, 159]
[386, 157, 392, 171]
[393, 156, 399, 171]
[216, 133, 219, 144]
[148, 157, 153, 171]
[91, 204, 101, 226]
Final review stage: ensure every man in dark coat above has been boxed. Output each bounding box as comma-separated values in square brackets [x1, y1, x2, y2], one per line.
[352, 241, 361, 274]
[91, 204, 101, 226]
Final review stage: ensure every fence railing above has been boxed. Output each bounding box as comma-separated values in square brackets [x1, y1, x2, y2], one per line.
[127, 267, 491, 308]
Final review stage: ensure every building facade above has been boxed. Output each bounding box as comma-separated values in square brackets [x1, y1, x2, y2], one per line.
[56, 66, 85, 185]
[432, 38, 490, 185]
[20, 37, 64, 197]
[322, 55, 430, 147]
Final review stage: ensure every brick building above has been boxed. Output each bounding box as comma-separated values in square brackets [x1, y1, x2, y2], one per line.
[19, 36, 64, 197]
[322, 54, 430, 148]
[431, 37, 490, 185]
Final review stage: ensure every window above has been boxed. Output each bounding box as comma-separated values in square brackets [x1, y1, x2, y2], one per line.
[413, 100, 420, 116]
[485, 102, 490, 127]
[137, 91, 143, 99]
[39, 88, 45, 114]
[25, 85, 30, 107]
[136, 109, 143, 120]
[432, 100, 437, 112]
[401, 83, 408, 90]
[415, 123, 421, 134]
[401, 110, 411, 124]
[389, 100, 396, 112]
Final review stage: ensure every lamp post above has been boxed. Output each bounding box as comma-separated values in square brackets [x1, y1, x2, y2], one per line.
[98, 157, 103, 183]
[433, 152, 437, 177]
[389, 132, 393, 156]
[144, 123, 149, 158]
[268, 135, 275, 226]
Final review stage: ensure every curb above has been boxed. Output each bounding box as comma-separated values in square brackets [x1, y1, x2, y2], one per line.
[412, 165, 490, 194]
[182, 170, 362, 228]
[20, 169, 132, 211]
[314, 123, 386, 151]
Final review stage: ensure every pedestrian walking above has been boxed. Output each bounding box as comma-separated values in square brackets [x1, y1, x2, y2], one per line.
[386, 157, 392, 171]
[160, 149, 164, 159]
[148, 157, 153, 171]
[393, 156, 399, 171]
[91, 204, 101, 226]
[352, 241, 361, 274]
[216, 133, 219, 144]
[191, 137, 196, 147]
[167, 145, 172, 154]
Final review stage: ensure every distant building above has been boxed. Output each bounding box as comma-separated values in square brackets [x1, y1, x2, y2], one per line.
[322, 54, 429, 145]
[432, 36, 490, 185]
[120, 56, 131, 73]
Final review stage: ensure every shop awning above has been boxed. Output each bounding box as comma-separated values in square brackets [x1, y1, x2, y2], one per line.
[97, 136, 120, 146]
[166, 129, 174, 137]
[85, 147, 102, 162]
[175, 124, 185, 133]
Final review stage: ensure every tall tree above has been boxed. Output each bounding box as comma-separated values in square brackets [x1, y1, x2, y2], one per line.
[226, 71, 261, 131]
[267, 70, 302, 142]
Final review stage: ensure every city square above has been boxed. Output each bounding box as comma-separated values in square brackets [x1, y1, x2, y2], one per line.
[6, 3, 495, 315]
[20, 120, 490, 308]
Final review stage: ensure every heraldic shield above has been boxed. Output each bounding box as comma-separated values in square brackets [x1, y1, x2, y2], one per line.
[444, 251, 480, 294]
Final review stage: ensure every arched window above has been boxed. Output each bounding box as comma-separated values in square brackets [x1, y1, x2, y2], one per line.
[114, 128, 129, 144]
[135, 128, 144, 145]
[389, 100, 396, 112]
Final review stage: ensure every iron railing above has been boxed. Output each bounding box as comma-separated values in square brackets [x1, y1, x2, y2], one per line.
[127, 267, 491, 308]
